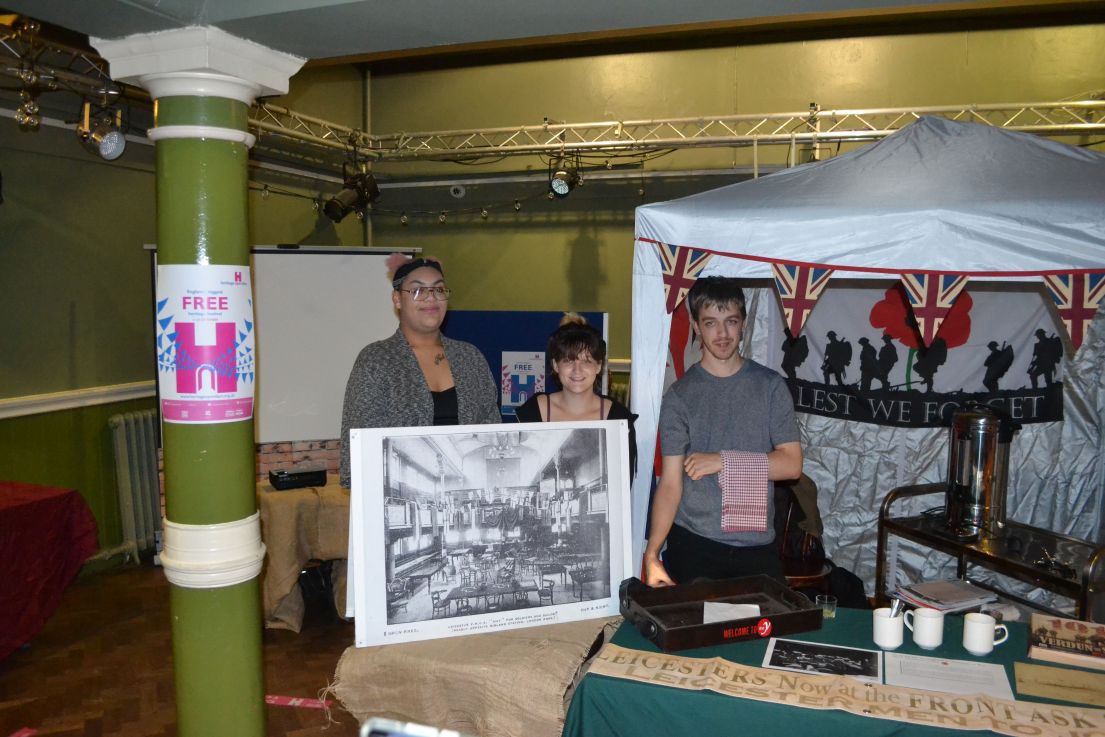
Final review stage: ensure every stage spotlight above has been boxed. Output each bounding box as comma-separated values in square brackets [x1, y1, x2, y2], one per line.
[324, 164, 380, 223]
[549, 158, 580, 199]
[77, 101, 125, 160]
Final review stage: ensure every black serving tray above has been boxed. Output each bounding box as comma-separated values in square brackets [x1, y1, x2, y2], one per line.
[619, 575, 821, 652]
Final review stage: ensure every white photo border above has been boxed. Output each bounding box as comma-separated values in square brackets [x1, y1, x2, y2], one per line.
[350, 419, 632, 647]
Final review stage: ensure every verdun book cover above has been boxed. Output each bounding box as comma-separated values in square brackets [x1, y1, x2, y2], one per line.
[1028, 614, 1105, 672]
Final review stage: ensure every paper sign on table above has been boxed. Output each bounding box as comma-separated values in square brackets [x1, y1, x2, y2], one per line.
[884, 652, 1013, 700]
[1015, 662, 1105, 707]
[704, 602, 761, 623]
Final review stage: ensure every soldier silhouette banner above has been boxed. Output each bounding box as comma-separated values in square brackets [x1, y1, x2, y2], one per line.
[767, 284, 1064, 428]
[662, 268, 1078, 428]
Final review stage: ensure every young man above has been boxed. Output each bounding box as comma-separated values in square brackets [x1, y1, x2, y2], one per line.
[644, 277, 803, 586]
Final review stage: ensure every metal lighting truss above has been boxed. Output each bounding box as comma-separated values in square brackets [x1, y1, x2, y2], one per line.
[251, 100, 1105, 163]
[0, 18, 118, 98]
[351, 102, 1105, 161]
[4, 18, 1104, 168]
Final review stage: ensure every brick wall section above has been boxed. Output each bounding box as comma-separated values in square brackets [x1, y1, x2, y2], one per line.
[256, 439, 341, 479]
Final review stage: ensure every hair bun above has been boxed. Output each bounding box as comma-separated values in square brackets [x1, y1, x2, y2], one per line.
[559, 312, 587, 327]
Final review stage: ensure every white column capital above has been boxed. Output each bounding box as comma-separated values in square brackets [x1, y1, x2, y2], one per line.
[91, 26, 305, 104]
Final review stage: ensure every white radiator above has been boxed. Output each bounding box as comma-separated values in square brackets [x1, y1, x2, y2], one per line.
[109, 409, 161, 562]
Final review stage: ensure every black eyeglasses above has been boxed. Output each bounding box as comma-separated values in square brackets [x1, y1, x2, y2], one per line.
[397, 286, 451, 301]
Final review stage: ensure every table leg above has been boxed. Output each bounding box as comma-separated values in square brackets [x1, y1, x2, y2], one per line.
[875, 520, 889, 608]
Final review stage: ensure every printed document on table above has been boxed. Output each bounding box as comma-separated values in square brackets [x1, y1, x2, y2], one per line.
[703, 602, 760, 623]
[884, 653, 1014, 700]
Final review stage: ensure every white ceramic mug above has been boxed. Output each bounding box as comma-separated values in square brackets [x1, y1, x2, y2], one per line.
[904, 607, 945, 650]
[962, 612, 1009, 656]
[873, 607, 904, 650]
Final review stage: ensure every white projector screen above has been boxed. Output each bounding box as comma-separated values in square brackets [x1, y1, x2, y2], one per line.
[251, 246, 413, 444]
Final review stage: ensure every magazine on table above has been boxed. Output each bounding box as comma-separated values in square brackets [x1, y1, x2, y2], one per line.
[894, 579, 997, 613]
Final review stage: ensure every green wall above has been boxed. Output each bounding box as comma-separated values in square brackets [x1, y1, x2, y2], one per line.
[1, 122, 159, 550]
[1, 134, 156, 397]
[0, 65, 366, 552]
[0, 399, 155, 547]
[2, 21, 1102, 552]
[250, 64, 369, 247]
[366, 23, 1105, 359]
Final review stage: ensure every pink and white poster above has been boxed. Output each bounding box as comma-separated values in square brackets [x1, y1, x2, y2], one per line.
[156, 264, 255, 424]
[500, 351, 545, 415]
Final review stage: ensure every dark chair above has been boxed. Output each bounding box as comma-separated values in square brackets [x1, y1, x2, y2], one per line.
[570, 564, 597, 600]
[430, 589, 450, 618]
[454, 596, 474, 616]
[538, 578, 555, 606]
[485, 593, 503, 612]
[387, 580, 409, 612]
[513, 588, 530, 608]
[774, 474, 831, 594]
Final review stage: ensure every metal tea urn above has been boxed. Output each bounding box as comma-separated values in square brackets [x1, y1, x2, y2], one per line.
[945, 403, 1020, 540]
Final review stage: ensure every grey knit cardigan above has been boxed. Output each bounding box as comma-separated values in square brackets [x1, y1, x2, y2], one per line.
[339, 329, 500, 486]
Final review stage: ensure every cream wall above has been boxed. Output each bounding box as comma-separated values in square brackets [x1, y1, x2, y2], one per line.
[363, 24, 1104, 359]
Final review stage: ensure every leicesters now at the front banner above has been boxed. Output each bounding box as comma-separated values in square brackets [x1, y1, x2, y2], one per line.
[590, 644, 1105, 737]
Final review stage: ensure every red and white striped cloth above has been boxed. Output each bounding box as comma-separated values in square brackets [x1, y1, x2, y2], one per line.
[719, 451, 769, 533]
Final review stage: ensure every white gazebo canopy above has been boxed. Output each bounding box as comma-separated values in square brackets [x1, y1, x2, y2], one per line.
[629, 117, 1105, 568]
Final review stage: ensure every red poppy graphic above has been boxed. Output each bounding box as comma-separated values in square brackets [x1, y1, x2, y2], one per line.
[869, 284, 972, 349]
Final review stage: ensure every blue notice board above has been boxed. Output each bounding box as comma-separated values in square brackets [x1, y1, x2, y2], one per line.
[443, 310, 607, 420]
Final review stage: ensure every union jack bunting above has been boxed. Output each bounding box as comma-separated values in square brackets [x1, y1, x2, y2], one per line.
[899, 272, 970, 346]
[656, 243, 712, 313]
[1042, 272, 1105, 352]
[771, 262, 834, 337]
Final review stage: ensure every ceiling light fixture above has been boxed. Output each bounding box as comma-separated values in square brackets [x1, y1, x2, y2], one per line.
[77, 100, 125, 160]
[16, 88, 40, 129]
[548, 156, 581, 199]
[324, 159, 380, 223]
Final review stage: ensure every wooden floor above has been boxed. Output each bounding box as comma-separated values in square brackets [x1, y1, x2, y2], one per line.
[0, 563, 362, 737]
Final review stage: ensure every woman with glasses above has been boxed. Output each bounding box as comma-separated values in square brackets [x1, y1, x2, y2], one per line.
[516, 314, 637, 477]
[339, 256, 499, 487]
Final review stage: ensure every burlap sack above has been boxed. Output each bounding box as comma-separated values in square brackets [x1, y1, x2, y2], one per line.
[259, 477, 350, 631]
[333, 617, 621, 737]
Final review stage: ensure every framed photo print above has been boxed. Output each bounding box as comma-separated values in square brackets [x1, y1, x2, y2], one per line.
[348, 420, 633, 647]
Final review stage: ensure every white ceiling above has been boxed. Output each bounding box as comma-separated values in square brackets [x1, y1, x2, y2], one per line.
[3, 0, 1101, 63]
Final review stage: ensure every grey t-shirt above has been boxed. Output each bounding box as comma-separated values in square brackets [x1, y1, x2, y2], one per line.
[658, 360, 800, 546]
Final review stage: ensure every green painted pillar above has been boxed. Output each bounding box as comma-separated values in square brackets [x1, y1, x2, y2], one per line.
[92, 29, 305, 737]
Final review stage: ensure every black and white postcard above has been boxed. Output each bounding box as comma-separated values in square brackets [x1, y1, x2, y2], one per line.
[348, 421, 632, 647]
[763, 638, 883, 684]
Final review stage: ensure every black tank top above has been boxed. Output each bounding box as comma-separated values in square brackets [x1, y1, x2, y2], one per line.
[432, 386, 459, 425]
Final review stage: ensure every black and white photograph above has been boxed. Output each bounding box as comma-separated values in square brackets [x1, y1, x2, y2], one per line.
[763, 638, 883, 684]
[349, 421, 632, 647]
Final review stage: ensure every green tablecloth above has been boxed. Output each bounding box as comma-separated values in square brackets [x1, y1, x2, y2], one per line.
[564, 608, 1036, 737]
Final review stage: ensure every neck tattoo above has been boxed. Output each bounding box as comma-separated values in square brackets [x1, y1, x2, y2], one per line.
[434, 352, 446, 365]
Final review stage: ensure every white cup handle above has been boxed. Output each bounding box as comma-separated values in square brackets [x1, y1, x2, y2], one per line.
[904, 610, 915, 632]
[993, 624, 1009, 646]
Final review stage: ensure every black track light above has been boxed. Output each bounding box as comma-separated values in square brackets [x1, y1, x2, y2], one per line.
[324, 163, 380, 223]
